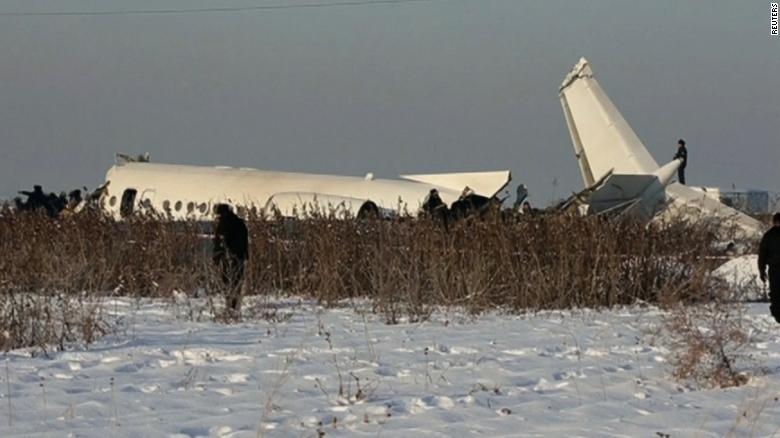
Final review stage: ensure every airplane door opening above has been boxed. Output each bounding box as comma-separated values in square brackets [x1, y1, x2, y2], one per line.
[120, 188, 138, 217]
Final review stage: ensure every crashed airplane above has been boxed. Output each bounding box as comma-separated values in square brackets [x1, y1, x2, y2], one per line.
[558, 57, 765, 237]
[97, 57, 764, 233]
[100, 155, 510, 220]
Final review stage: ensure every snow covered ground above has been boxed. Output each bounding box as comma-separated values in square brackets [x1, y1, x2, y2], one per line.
[714, 255, 768, 301]
[3, 296, 780, 437]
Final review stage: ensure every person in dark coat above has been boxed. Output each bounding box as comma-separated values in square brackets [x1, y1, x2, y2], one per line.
[674, 139, 688, 185]
[760, 213, 780, 323]
[422, 188, 449, 229]
[513, 184, 529, 210]
[68, 189, 82, 206]
[18, 185, 47, 212]
[213, 204, 249, 316]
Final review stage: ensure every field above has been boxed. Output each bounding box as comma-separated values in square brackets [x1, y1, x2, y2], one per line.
[0, 210, 774, 437]
[2, 297, 780, 437]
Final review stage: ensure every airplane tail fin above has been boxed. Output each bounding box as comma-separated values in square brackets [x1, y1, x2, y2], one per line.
[559, 58, 678, 218]
[559, 58, 659, 186]
[559, 57, 765, 236]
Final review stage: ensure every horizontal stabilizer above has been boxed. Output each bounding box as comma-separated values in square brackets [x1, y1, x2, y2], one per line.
[588, 174, 656, 212]
[399, 171, 511, 197]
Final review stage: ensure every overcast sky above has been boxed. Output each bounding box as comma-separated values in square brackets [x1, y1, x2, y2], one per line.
[1, 0, 778, 205]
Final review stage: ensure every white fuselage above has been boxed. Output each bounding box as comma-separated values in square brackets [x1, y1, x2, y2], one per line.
[101, 162, 510, 220]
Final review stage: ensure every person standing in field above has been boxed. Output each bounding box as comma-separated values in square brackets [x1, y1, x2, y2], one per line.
[213, 204, 249, 318]
[759, 213, 780, 323]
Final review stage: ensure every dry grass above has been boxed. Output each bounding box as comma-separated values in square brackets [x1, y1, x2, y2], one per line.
[0, 205, 743, 350]
[663, 292, 751, 389]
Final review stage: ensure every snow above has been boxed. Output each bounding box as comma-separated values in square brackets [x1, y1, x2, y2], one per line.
[3, 297, 780, 437]
[713, 255, 768, 301]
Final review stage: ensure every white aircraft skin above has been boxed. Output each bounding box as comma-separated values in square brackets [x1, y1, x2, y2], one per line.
[559, 57, 765, 237]
[101, 161, 511, 220]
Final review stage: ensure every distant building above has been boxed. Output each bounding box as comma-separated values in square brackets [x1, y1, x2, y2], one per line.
[690, 187, 780, 216]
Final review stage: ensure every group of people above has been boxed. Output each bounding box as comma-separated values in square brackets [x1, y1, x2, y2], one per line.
[421, 185, 538, 228]
[13, 185, 85, 218]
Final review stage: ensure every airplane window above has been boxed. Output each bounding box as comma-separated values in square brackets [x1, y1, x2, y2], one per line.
[187, 202, 195, 213]
[175, 201, 182, 211]
[162, 200, 171, 212]
[199, 203, 208, 214]
[109, 196, 117, 207]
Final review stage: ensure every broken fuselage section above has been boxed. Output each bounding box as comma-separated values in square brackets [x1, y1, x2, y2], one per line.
[100, 157, 511, 221]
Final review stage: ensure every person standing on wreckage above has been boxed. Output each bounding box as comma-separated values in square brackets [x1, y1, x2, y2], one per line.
[674, 139, 688, 184]
[213, 204, 249, 318]
[759, 213, 780, 323]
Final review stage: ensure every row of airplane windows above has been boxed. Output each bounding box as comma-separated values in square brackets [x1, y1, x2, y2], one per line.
[108, 194, 209, 214]
[107, 189, 260, 218]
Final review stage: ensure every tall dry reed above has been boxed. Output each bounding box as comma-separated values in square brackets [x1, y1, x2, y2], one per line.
[0, 206, 737, 349]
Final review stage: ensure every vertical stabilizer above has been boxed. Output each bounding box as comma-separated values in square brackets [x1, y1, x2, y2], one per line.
[558, 58, 765, 238]
[559, 58, 658, 184]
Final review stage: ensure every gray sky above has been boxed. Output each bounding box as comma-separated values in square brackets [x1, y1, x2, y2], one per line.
[1, 0, 778, 205]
